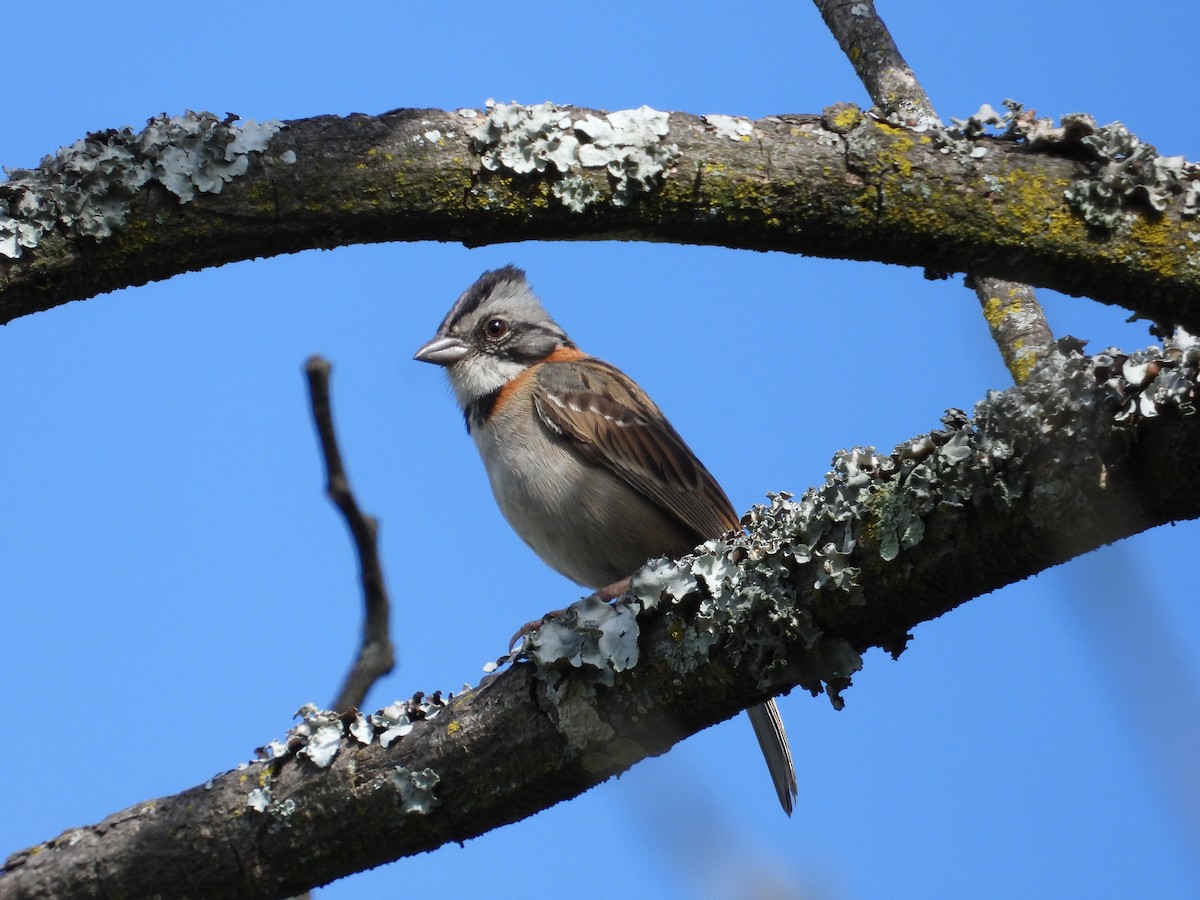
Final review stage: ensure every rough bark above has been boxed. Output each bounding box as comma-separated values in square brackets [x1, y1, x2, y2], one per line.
[2, 105, 1198, 331]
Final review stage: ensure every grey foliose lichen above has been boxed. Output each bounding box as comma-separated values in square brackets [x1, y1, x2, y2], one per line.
[848, 333, 1199, 548]
[521, 517, 863, 721]
[0, 111, 282, 259]
[1092, 328, 1200, 423]
[391, 766, 441, 816]
[1056, 115, 1197, 230]
[523, 595, 642, 749]
[701, 114, 755, 142]
[242, 693, 450, 818]
[290, 705, 347, 769]
[261, 693, 450, 769]
[944, 100, 1102, 151]
[471, 100, 679, 212]
[835, 338, 1193, 550]
[526, 595, 640, 684]
[939, 99, 1198, 230]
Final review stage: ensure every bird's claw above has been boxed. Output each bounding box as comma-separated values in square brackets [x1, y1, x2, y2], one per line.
[508, 607, 569, 653]
[506, 578, 631, 652]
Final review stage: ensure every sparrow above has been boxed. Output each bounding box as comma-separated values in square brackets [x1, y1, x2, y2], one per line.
[414, 265, 798, 815]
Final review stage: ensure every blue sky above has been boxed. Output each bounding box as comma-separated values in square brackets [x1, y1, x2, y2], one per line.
[3, 2, 1198, 897]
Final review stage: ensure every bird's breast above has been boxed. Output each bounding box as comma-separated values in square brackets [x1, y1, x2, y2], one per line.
[472, 400, 694, 589]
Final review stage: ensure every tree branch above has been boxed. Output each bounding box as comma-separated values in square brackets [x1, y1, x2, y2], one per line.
[6, 337, 1199, 899]
[2, 105, 1197, 331]
[814, 0, 1056, 381]
[970, 276, 1057, 382]
[813, 0, 933, 125]
[304, 356, 395, 713]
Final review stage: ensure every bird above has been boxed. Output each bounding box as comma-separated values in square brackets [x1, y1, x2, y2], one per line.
[414, 264, 798, 814]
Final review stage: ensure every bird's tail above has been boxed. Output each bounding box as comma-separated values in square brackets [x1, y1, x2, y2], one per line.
[747, 700, 797, 815]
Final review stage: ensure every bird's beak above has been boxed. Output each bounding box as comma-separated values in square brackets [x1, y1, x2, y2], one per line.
[413, 334, 469, 367]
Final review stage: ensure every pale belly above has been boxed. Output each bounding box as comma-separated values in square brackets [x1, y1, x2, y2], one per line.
[474, 420, 694, 589]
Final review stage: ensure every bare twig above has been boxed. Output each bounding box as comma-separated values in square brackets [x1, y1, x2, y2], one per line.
[970, 276, 1056, 384]
[304, 355, 395, 712]
[813, 0, 933, 125]
[814, 0, 1055, 382]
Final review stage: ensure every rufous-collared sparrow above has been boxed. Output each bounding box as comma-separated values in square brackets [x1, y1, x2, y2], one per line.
[414, 265, 797, 814]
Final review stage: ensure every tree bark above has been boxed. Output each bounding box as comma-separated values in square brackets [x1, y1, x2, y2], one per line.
[2, 105, 1197, 331]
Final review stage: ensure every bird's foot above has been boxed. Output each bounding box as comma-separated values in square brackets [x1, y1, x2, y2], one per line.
[508, 607, 569, 652]
[594, 576, 630, 600]
[507, 577, 632, 651]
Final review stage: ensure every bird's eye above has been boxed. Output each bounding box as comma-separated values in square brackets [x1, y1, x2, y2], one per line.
[485, 318, 508, 338]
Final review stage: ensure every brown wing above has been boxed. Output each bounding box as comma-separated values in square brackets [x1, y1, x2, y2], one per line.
[531, 357, 740, 541]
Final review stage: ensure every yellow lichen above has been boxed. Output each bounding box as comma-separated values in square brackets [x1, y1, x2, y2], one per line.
[872, 120, 907, 136]
[858, 123, 916, 179]
[981, 293, 1007, 330]
[830, 105, 864, 133]
[981, 289, 1039, 383]
[1128, 216, 1181, 279]
[1010, 345, 1036, 385]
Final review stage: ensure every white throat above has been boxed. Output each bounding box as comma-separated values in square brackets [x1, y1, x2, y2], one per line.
[447, 354, 527, 411]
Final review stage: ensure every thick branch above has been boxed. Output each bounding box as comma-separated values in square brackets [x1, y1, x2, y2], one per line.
[5, 338, 1199, 899]
[1, 105, 1197, 331]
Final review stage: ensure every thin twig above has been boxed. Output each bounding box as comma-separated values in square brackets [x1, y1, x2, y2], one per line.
[813, 0, 933, 126]
[304, 355, 395, 712]
[813, 0, 1055, 383]
[969, 276, 1055, 384]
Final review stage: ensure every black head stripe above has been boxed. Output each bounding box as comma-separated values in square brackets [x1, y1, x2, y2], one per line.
[440, 265, 528, 332]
